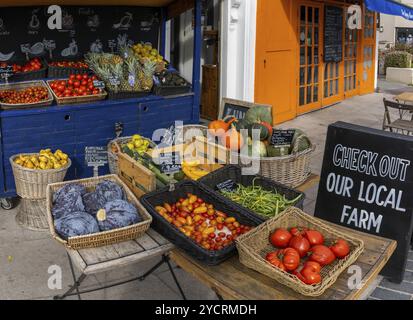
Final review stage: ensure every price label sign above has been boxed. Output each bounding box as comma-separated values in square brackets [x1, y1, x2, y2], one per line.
[85, 146, 108, 177]
[109, 76, 120, 86]
[270, 129, 296, 147]
[216, 179, 237, 193]
[0, 65, 13, 82]
[93, 80, 105, 89]
[159, 152, 182, 174]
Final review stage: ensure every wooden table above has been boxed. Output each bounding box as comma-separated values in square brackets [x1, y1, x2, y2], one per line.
[395, 92, 413, 103]
[171, 222, 396, 300]
[170, 174, 397, 300]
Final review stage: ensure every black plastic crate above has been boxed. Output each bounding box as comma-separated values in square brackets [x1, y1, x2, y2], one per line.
[140, 180, 262, 265]
[153, 72, 192, 97]
[199, 165, 305, 223]
[46, 58, 89, 78]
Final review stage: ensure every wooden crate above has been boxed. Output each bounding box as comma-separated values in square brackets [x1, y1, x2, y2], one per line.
[117, 152, 156, 199]
[193, 136, 230, 164]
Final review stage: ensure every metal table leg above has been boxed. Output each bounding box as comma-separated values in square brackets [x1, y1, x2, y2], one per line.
[54, 253, 87, 300]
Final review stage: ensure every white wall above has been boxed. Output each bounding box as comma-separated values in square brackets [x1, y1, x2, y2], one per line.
[220, 0, 257, 102]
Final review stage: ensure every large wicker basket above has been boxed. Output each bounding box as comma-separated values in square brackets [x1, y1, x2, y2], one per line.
[10, 154, 71, 199]
[46, 174, 152, 250]
[107, 136, 132, 174]
[236, 207, 364, 297]
[232, 143, 315, 188]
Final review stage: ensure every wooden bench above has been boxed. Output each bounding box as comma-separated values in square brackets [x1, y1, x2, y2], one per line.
[383, 98, 413, 135]
[55, 229, 181, 300]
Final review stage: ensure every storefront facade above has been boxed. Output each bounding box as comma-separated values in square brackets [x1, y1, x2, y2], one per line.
[220, 0, 378, 125]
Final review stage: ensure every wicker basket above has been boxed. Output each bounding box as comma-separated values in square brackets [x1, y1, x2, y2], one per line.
[236, 207, 364, 297]
[46, 174, 153, 250]
[232, 143, 316, 188]
[10, 154, 71, 199]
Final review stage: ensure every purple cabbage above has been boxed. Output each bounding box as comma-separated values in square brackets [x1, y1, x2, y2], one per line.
[95, 180, 125, 202]
[97, 200, 141, 231]
[54, 211, 100, 240]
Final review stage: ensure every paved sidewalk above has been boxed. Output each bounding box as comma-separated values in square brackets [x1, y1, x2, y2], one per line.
[0, 79, 412, 300]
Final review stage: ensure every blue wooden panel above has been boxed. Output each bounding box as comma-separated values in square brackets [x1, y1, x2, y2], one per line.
[2, 112, 76, 132]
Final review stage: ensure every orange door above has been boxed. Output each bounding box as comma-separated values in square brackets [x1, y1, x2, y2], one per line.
[297, 3, 323, 114]
[359, 8, 376, 95]
[343, 26, 360, 98]
[255, 0, 297, 124]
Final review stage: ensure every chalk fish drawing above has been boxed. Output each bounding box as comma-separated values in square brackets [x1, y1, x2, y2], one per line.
[21, 42, 45, 56]
[113, 12, 133, 29]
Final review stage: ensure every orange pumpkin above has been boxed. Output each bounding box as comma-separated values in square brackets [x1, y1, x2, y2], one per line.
[208, 120, 229, 137]
[222, 126, 244, 151]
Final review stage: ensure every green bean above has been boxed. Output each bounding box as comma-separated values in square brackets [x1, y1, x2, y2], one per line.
[221, 179, 302, 219]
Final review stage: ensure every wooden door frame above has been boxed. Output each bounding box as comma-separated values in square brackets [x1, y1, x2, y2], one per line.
[297, 1, 324, 115]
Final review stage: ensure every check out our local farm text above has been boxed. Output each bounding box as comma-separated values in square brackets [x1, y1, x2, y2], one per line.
[326, 144, 411, 233]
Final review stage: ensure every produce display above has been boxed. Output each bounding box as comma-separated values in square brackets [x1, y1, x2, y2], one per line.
[208, 107, 311, 157]
[48, 73, 102, 97]
[52, 180, 141, 239]
[221, 180, 302, 218]
[0, 86, 49, 104]
[156, 70, 189, 87]
[13, 149, 69, 170]
[122, 134, 153, 155]
[181, 160, 222, 181]
[132, 43, 165, 65]
[155, 194, 252, 251]
[266, 227, 351, 285]
[85, 50, 156, 93]
[0, 58, 43, 73]
[48, 60, 89, 69]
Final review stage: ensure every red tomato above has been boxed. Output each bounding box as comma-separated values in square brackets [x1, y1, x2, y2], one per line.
[76, 74, 82, 80]
[91, 75, 97, 81]
[68, 79, 74, 86]
[82, 74, 88, 80]
[88, 84, 95, 91]
[59, 81, 66, 87]
[57, 85, 65, 93]
[309, 245, 336, 266]
[81, 80, 88, 86]
[73, 81, 80, 88]
[276, 248, 300, 271]
[265, 252, 286, 272]
[64, 89, 71, 96]
[304, 230, 324, 246]
[330, 239, 350, 259]
[303, 261, 322, 273]
[69, 74, 76, 80]
[289, 235, 310, 257]
[290, 227, 307, 236]
[93, 89, 99, 95]
[270, 229, 292, 248]
[301, 268, 322, 285]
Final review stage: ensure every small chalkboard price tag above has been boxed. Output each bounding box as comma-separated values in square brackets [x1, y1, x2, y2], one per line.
[0, 65, 13, 83]
[109, 76, 120, 86]
[93, 80, 105, 89]
[159, 152, 182, 174]
[85, 146, 108, 177]
[270, 130, 296, 146]
[216, 179, 237, 193]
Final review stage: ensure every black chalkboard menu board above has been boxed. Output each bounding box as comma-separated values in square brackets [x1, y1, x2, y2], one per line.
[315, 122, 413, 283]
[324, 6, 343, 63]
[0, 6, 160, 63]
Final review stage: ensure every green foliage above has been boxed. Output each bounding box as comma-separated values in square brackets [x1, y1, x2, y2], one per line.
[384, 51, 412, 69]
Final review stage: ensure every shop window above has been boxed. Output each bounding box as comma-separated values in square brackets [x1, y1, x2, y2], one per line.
[396, 28, 413, 45]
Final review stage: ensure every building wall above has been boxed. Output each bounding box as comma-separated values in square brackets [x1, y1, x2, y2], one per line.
[379, 0, 413, 48]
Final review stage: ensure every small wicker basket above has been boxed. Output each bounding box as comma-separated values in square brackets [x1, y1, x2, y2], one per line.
[10, 154, 71, 199]
[236, 207, 364, 297]
[46, 174, 152, 250]
[232, 143, 315, 188]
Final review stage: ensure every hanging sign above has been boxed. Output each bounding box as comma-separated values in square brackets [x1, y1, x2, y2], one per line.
[315, 122, 413, 283]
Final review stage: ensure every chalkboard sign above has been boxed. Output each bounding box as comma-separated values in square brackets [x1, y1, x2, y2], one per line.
[159, 152, 181, 174]
[85, 146, 108, 166]
[93, 80, 105, 89]
[270, 130, 296, 147]
[219, 98, 272, 121]
[324, 6, 343, 63]
[216, 179, 237, 193]
[315, 122, 413, 283]
[0, 6, 160, 63]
